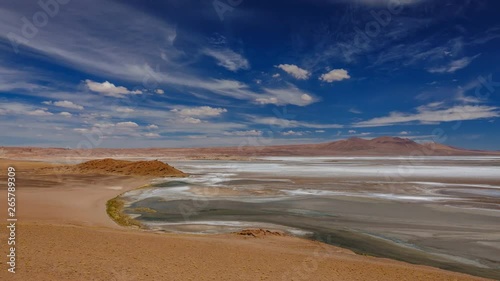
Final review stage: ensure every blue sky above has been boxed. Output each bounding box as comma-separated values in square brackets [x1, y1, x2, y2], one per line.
[0, 0, 499, 149]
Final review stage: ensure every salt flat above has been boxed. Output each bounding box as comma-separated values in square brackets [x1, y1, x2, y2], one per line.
[122, 156, 500, 279]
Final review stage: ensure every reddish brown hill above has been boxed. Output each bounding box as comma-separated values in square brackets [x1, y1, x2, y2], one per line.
[314, 137, 490, 156]
[39, 158, 187, 177]
[317, 137, 427, 155]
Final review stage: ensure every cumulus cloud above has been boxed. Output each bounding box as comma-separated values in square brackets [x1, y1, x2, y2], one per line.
[59, 112, 72, 117]
[319, 69, 351, 83]
[348, 130, 357, 134]
[73, 121, 140, 136]
[144, 132, 161, 138]
[85, 80, 142, 98]
[282, 130, 304, 136]
[272, 73, 280, 78]
[203, 48, 250, 71]
[147, 124, 159, 129]
[116, 121, 139, 128]
[27, 109, 53, 116]
[171, 106, 227, 117]
[180, 117, 203, 124]
[155, 89, 165, 95]
[43, 100, 84, 110]
[276, 64, 310, 80]
[354, 103, 499, 127]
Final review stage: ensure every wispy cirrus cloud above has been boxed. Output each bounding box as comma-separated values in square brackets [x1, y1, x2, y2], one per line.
[250, 116, 343, 129]
[348, 0, 428, 6]
[224, 130, 263, 136]
[354, 103, 499, 127]
[171, 106, 228, 117]
[202, 48, 250, 71]
[256, 84, 317, 106]
[427, 55, 480, 74]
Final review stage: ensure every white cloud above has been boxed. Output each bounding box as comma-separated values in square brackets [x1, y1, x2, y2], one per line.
[171, 106, 228, 117]
[94, 123, 115, 129]
[352, 0, 427, 6]
[147, 124, 159, 130]
[144, 132, 161, 138]
[224, 130, 263, 136]
[399, 131, 410, 135]
[251, 116, 343, 129]
[319, 69, 351, 83]
[42, 100, 84, 110]
[53, 100, 84, 110]
[301, 94, 313, 102]
[155, 89, 165, 95]
[348, 130, 357, 134]
[272, 73, 280, 78]
[455, 79, 486, 104]
[116, 121, 139, 128]
[116, 107, 135, 113]
[255, 84, 317, 106]
[255, 97, 278, 105]
[85, 80, 142, 98]
[349, 108, 362, 114]
[354, 103, 499, 127]
[203, 48, 250, 71]
[315, 130, 325, 133]
[59, 112, 72, 117]
[180, 117, 203, 124]
[427, 55, 479, 74]
[276, 64, 310, 80]
[282, 130, 304, 136]
[27, 109, 53, 116]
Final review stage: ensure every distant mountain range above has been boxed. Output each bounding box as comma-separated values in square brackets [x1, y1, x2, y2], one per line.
[232, 136, 499, 156]
[1, 137, 499, 159]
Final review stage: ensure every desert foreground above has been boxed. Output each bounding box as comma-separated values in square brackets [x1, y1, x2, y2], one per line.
[0, 158, 494, 281]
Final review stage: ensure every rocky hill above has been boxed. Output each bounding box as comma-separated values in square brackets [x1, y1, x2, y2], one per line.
[39, 158, 187, 177]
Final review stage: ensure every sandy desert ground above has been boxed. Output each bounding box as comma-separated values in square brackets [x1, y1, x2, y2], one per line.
[0, 158, 494, 280]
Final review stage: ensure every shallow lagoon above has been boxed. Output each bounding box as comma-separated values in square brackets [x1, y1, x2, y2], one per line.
[121, 157, 500, 279]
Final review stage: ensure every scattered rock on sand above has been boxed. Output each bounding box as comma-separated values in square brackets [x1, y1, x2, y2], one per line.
[235, 229, 287, 238]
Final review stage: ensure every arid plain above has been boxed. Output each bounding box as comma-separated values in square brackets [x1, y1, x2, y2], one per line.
[1, 138, 499, 280]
